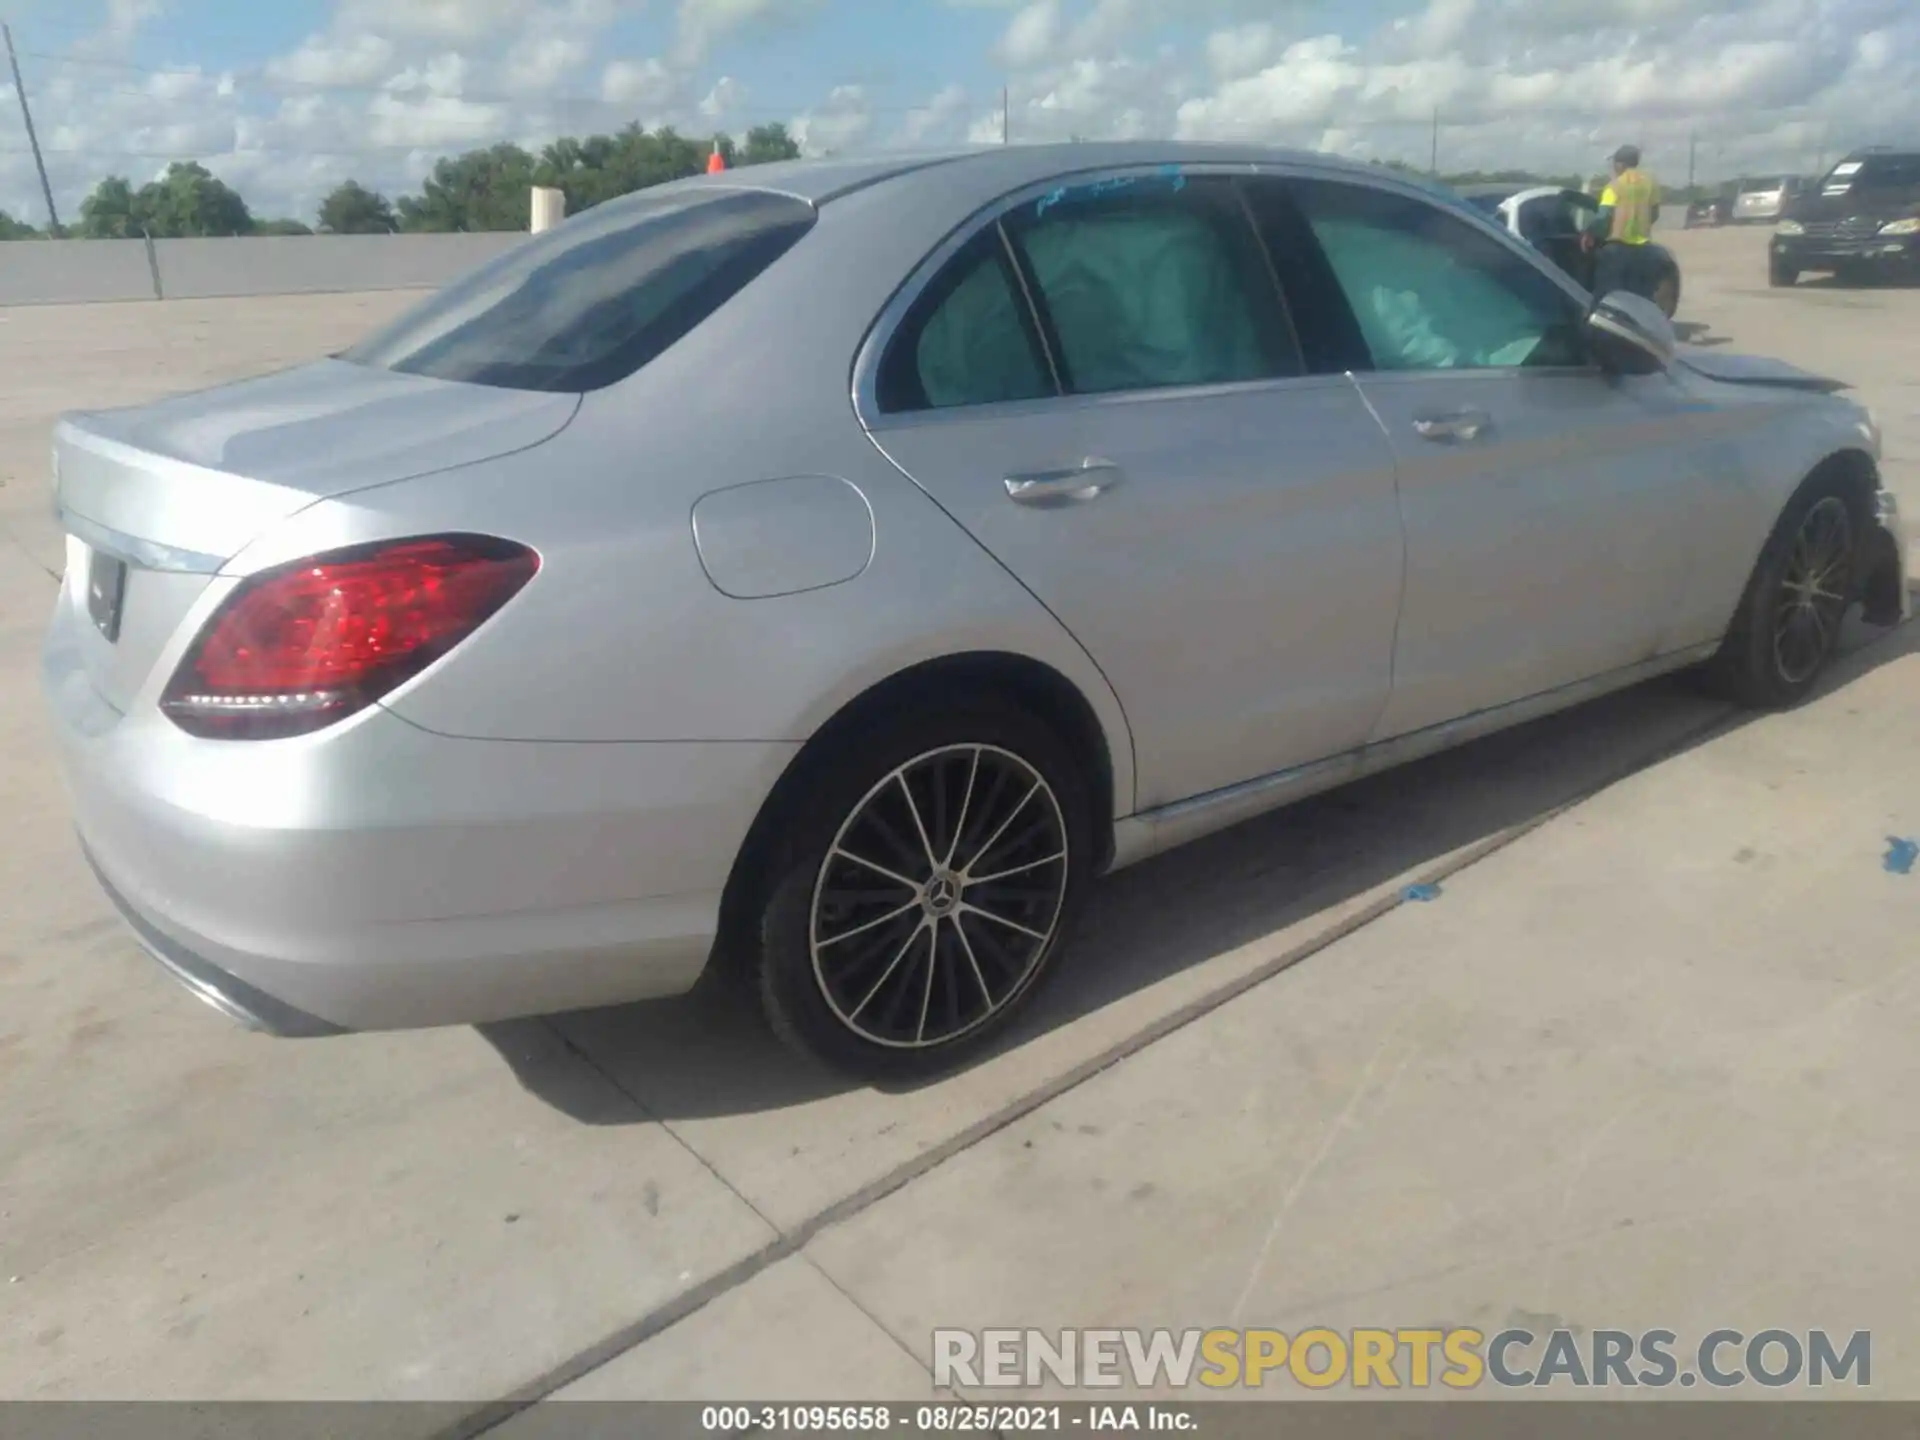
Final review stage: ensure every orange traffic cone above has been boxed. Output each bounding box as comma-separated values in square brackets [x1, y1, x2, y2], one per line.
[706, 143, 726, 174]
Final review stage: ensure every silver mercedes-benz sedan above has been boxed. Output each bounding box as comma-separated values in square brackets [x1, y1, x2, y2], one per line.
[43, 142, 1910, 1078]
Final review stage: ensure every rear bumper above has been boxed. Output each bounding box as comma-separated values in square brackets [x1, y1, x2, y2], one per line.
[83, 844, 348, 1037]
[43, 600, 797, 1032]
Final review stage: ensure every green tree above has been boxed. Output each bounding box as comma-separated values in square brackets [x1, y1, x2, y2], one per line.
[0, 210, 41, 239]
[78, 175, 148, 238]
[530, 124, 712, 214]
[317, 180, 397, 234]
[136, 162, 254, 237]
[396, 143, 537, 232]
[255, 218, 314, 235]
[738, 122, 800, 165]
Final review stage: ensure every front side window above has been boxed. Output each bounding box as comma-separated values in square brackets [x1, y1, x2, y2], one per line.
[1002, 175, 1302, 395]
[1287, 179, 1587, 373]
[343, 188, 816, 393]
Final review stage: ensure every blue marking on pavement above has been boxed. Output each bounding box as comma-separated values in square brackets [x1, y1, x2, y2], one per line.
[1402, 883, 1443, 903]
[1885, 837, 1918, 876]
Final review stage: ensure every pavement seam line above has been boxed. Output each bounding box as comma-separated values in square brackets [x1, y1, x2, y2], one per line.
[438, 701, 1748, 1440]
[795, 1249, 949, 1390]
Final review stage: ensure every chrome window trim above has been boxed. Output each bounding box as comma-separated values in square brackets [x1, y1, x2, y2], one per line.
[849, 155, 1607, 432]
[1255, 166, 1609, 381]
[994, 220, 1063, 395]
[853, 160, 1313, 430]
[860, 370, 1367, 434]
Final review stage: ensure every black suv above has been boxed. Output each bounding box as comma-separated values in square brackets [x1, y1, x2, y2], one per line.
[1771, 147, 1920, 286]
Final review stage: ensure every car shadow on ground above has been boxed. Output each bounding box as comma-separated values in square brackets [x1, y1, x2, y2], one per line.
[1674, 320, 1731, 347]
[479, 605, 1918, 1124]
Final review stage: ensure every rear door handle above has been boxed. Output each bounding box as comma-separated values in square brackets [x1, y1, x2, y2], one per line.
[1004, 458, 1123, 506]
[1412, 409, 1494, 442]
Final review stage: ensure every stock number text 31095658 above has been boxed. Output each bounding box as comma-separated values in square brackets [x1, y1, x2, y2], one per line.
[700, 1405, 1076, 1432]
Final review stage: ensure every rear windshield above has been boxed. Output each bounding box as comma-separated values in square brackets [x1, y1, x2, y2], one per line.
[1821, 155, 1920, 193]
[342, 188, 816, 393]
[1736, 177, 1787, 192]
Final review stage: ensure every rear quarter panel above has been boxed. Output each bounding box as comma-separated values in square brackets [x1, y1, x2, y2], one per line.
[218, 178, 1141, 815]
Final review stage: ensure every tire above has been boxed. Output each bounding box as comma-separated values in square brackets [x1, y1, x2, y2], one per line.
[1709, 478, 1860, 709]
[1652, 266, 1681, 318]
[1769, 258, 1798, 288]
[754, 699, 1094, 1081]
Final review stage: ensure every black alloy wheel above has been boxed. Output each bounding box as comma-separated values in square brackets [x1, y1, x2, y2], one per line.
[753, 699, 1092, 1080]
[1770, 496, 1854, 688]
[809, 743, 1070, 1051]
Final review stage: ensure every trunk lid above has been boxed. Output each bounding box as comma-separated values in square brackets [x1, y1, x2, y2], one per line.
[52, 357, 579, 715]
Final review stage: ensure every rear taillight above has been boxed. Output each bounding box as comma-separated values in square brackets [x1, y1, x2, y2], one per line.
[162, 534, 539, 740]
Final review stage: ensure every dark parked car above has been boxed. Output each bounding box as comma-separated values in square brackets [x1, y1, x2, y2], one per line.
[1772, 148, 1920, 286]
[1685, 185, 1737, 228]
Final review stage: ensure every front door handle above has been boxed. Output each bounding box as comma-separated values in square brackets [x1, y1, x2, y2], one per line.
[1004, 458, 1123, 505]
[1412, 409, 1493, 442]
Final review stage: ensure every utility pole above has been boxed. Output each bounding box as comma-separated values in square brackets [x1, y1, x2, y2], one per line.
[1687, 131, 1697, 194]
[1002, 86, 1010, 145]
[3, 23, 60, 234]
[1429, 107, 1439, 178]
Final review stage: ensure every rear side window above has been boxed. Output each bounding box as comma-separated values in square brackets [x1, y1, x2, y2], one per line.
[1004, 176, 1302, 395]
[342, 189, 815, 393]
[875, 228, 1054, 413]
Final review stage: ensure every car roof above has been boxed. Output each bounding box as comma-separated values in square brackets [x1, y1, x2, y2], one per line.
[644, 140, 1410, 207]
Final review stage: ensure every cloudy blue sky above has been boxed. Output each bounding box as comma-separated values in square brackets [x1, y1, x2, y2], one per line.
[2, 0, 1917, 225]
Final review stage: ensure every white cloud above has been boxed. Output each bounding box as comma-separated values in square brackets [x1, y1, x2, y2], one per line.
[502, 34, 592, 93]
[1205, 22, 1280, 80]
[104, 0, 163, 40]
[997, 1, 1065, 68]
[898, 83, 971, 148]
[601, 56, 678, 107]
[6, 0, 1920, 234]
[267, 34, 399, 88]
[790, 84, 873, 155]
[674, 0, 822, 65]
[332, 0, 553, 43]
[700, 75, 745, 118]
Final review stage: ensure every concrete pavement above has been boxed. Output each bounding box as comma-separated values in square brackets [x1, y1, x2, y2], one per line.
[0, 227, 1914, 1419]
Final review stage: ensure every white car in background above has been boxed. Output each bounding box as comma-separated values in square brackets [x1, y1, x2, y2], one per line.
[1458, 182, 1683, 317]
[1733, 176, 1808, 225]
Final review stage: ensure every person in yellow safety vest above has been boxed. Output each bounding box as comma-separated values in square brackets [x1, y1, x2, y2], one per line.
[1583, 144, 1661, 300]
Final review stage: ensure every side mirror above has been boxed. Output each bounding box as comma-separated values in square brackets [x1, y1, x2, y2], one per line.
[1587, 290, 1677, 373]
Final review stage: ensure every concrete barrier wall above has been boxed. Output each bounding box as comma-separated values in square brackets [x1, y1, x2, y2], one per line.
[0, 240, 159, 306]
[0, 234, 531, 307]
